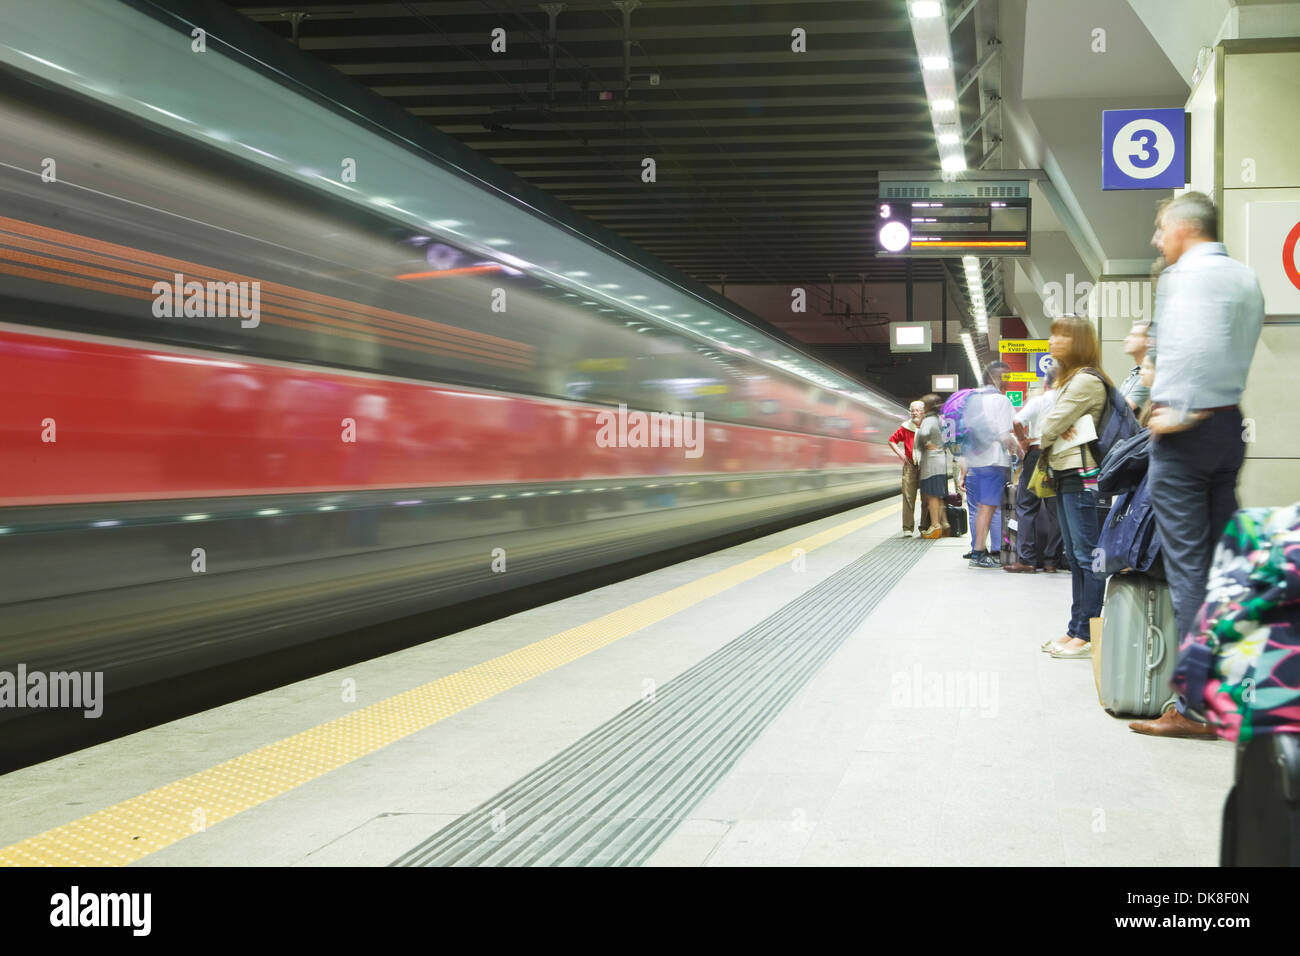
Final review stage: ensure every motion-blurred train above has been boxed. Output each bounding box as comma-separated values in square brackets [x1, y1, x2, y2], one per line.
[0, 0, 905, 700]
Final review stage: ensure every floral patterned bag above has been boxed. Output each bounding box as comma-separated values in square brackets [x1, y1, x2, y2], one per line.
[1172, 504, 1300, 742]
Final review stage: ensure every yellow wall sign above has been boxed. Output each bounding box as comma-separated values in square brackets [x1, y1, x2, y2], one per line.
[1002, 372, 1039, 382]
[998, 339, 1048, 354]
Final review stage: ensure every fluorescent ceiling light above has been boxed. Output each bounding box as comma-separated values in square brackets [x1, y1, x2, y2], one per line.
[911, 1, 943, 17]
[938, 132, 960, 145]
[941, 155, 967, 172]
[931, 99, 955, 112]
[922, 56, 950, 70]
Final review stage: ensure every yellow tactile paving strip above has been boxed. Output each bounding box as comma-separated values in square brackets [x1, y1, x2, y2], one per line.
[0, 503, 893, 866]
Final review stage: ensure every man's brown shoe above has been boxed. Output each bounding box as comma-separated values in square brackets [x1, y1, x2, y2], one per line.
[1003, 562, 1037, 573]
[1041, 564, 1058, 573]
[1128, 707, 1218, 739]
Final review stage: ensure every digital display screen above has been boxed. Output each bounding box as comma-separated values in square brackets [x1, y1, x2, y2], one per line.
[889, 321, 931, 353]
[875, 198, 1031, 258]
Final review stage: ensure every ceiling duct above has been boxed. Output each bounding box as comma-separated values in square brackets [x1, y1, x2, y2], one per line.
[612, 0, 641, 103]
[539, 2, 565, 102]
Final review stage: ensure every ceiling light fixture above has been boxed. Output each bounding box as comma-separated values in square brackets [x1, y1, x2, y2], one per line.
[908, 2, 973, 181]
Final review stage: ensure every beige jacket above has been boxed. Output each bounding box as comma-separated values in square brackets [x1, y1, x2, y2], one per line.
[1039, 370, 1107, 472]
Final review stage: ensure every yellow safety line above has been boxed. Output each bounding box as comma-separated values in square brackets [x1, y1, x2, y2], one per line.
[0, 501, 895, 867]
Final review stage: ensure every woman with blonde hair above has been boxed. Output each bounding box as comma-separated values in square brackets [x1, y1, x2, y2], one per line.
[1039, 316, 1112, 658]
[913, 392, 950, 539]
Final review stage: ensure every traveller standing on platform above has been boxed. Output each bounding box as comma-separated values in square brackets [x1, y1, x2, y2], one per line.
[1004, 365, 1063, 573]
[889, 401, 925, 538]
[1129, 191, 1265, 738]
[1039, 316, 1109, 659]
[1118, 321, 1152, 412]
[958, 362, 1017, 568]
[914, 393, 949, 540]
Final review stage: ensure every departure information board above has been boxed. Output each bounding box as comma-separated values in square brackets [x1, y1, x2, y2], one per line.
[875, 197, 1031, 258]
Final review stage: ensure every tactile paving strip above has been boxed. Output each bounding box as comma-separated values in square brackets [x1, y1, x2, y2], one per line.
[391, 535, 930, 867]
[0, 504, 893, 867]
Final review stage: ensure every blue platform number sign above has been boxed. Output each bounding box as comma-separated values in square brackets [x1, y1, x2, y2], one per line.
[1102, 108, 1187, 190]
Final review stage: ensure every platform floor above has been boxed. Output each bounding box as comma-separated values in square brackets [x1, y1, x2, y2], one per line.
[0, 498, 1233, 866]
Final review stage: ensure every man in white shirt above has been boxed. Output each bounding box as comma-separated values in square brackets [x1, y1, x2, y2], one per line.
[1130, 191, 1265, 739]
[1003, 367, 1063, 573]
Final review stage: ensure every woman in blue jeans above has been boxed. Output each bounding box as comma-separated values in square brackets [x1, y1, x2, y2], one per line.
[1037, 316, 1111, 659]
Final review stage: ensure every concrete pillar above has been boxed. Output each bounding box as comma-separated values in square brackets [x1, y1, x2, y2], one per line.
[1198, 36, 1300, 506]
[1090, 276, 1154, 388]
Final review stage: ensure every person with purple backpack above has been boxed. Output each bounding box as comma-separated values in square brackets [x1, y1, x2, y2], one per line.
[955, 362, 1017, 569]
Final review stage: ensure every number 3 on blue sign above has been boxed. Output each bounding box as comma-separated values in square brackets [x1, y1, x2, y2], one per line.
[1113, 119, 1174, 178]
[1102, 108, 1186, 190]
[1128, 129, 1159, 169]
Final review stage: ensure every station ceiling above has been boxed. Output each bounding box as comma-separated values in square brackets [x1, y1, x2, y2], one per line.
[224, 0, 981, 288]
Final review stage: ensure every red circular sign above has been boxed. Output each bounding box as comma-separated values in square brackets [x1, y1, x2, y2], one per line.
[1284, 221, 1300, 292]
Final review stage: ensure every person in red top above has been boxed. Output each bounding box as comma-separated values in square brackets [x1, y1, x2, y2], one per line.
[888, 401, 926, 538]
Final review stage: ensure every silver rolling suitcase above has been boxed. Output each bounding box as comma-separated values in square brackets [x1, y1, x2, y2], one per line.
[1099, 573, 1179, 717]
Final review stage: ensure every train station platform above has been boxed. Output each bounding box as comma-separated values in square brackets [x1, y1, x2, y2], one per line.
[0, 498, 1233, 867]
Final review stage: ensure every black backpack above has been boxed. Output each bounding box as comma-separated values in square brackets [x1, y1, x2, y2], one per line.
[1097, 429, 1151, 495]
[1082, 369, 1140, 467]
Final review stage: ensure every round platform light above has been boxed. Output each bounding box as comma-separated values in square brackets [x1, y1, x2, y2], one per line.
[878, 220, 911, 252]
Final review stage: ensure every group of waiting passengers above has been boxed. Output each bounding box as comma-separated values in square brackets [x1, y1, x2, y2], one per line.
[887, 191, 1266, 739]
